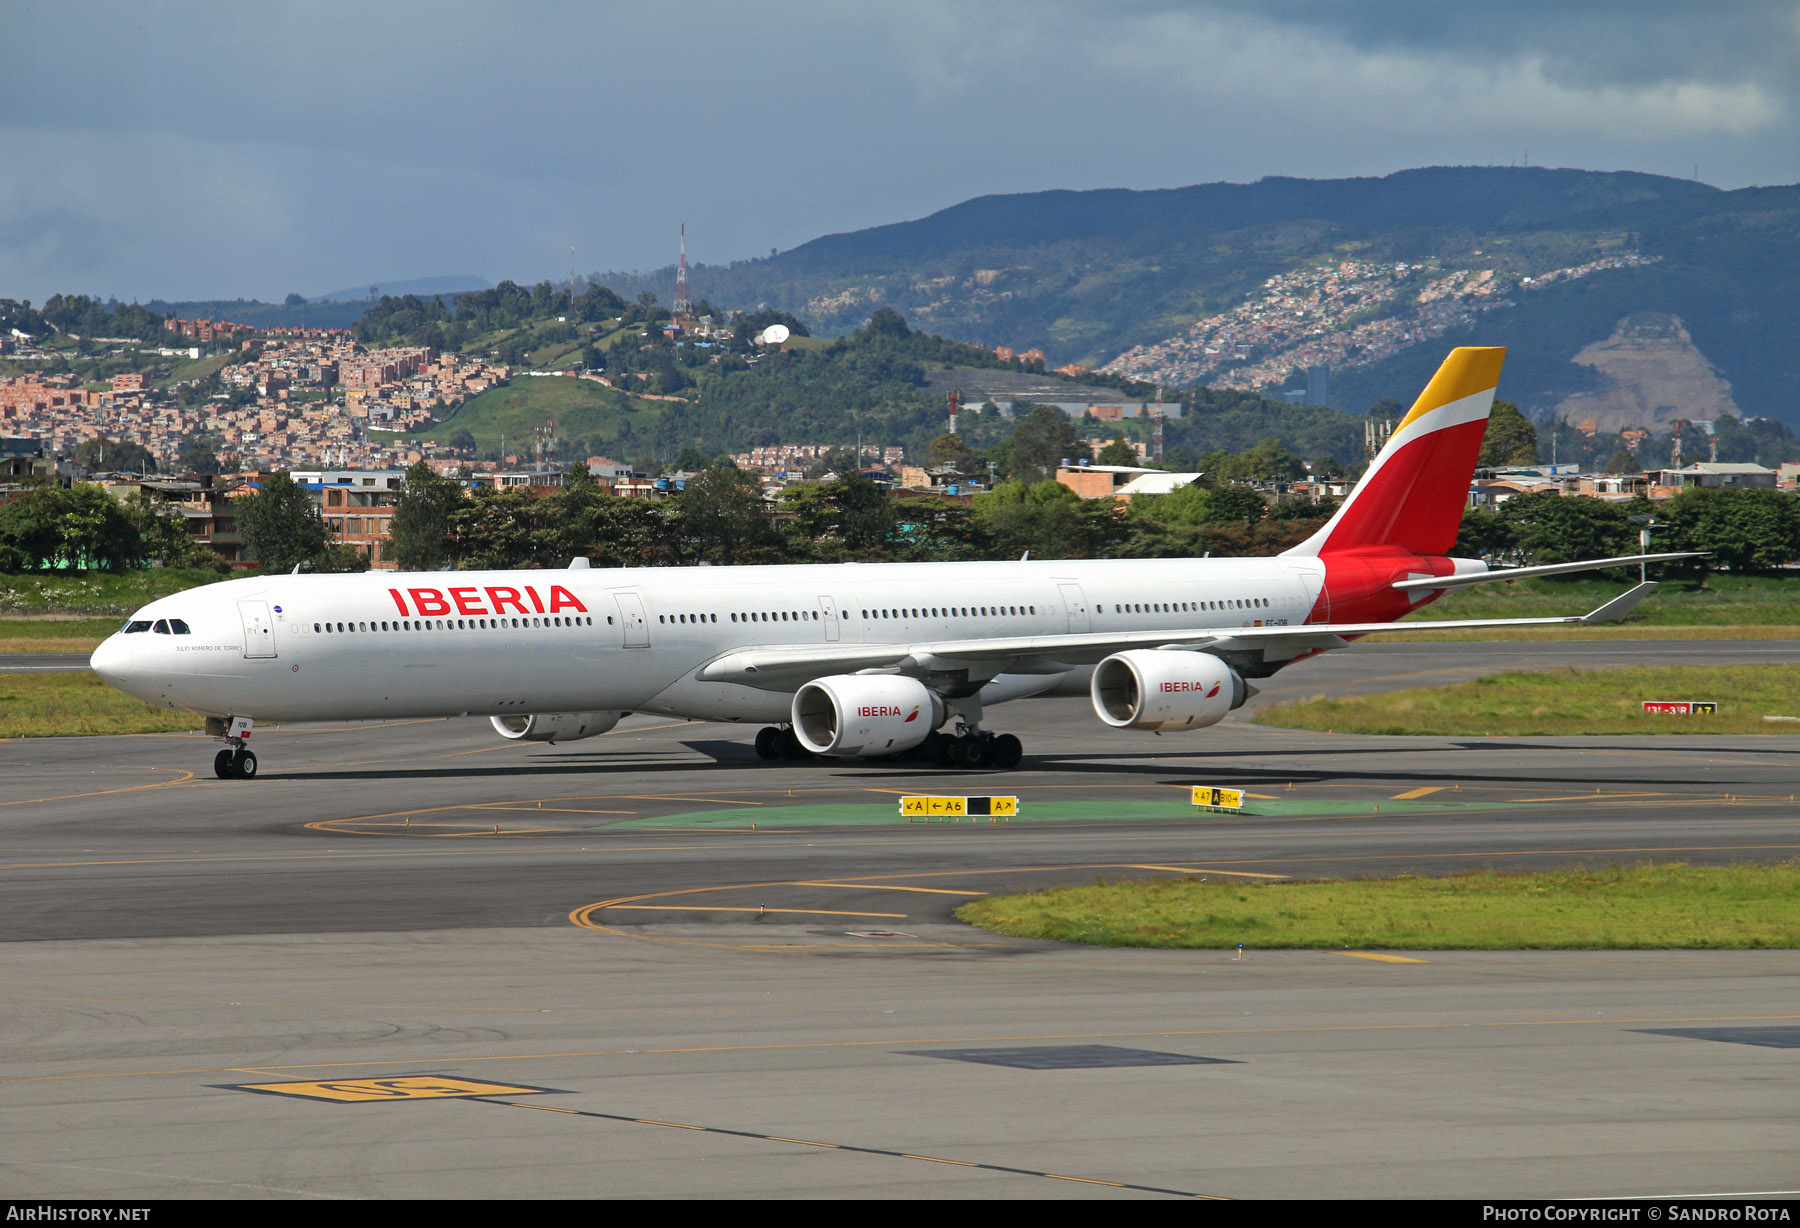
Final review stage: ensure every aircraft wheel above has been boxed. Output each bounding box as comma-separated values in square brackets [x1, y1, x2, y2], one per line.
[754, 726, 783, 761]
[958, 736, 990, 770]
[989, 734, 1023, 770]
[930, 732, 956, 767]
[214, 749, 235, 779]
[232, 749, 258, 779]
[778, 727, 814, 760]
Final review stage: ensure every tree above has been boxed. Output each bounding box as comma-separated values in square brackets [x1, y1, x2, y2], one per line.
[1096, 436, 1138, 466]
[670, 466, 782, 564]
[1006, 405, 1087, 481]
[1497, 490, 1632, 564]
[781, 475, 894, 557]
[388, 462, 467, 570]
[0, 485, 140, 571]
[1478, 400, 1539, 467]
[453, 487, 555, 570]
[971, 479, 1115, 560]
[860, 307, 910, 339]
[75, 437, 156, 474]
[1453, 506, 1514, 559]
[178, 440, 220, 475]
[236, 471, 329, 572]
[925, 432, 981, 474]
[1662, 488, 1800, 573]
[284, 293, 306, 306]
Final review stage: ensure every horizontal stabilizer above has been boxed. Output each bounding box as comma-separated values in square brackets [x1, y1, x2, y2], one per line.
[1392, 553, 1703, 592]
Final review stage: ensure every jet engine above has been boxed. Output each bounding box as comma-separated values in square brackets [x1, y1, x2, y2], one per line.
[791, 675, 945, 757]
[490, 711, 624, 743]
[1090, 650, 1247, 732]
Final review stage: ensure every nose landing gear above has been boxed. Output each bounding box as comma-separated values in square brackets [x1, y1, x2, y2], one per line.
[206, 715, 258, 779]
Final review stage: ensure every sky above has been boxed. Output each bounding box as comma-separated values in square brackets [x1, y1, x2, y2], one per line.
[2, 0, 1795, 305]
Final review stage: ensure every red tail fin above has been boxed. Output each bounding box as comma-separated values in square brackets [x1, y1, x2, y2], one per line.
[1286, 347, 1504, 557]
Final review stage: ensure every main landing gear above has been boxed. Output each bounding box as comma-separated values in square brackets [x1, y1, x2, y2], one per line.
[919, 728, 1023, 770]
[751, 722, 1024, 770]
[206, 715, 258, 779]
[754, 724, 815, 761]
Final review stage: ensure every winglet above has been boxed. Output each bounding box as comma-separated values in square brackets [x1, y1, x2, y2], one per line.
[1579, 582, 1658, 624]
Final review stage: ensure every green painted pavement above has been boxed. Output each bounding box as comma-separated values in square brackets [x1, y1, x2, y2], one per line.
[605, 795, 1520, 830]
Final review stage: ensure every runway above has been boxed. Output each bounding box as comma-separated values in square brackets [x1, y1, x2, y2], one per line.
[2, 639, 1797, 1199]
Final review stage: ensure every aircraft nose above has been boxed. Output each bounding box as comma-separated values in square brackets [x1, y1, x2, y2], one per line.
[89, 636, 134, 690]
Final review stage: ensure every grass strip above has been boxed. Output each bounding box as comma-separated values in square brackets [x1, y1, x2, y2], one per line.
[0, 672, 199, 737]
[1255, 664, 1800, 737]
[956, 862, 1800, 949]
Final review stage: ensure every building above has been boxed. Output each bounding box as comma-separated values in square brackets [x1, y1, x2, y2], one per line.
[1055, 462, 1163, 500]
[290, 469, 409, 569]
[1655, 463, 1777, 490]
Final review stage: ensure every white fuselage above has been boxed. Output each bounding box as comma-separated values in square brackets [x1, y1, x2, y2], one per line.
[92, 556, 1325, 725]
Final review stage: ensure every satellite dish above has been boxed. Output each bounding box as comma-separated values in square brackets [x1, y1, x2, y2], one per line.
[758, 324, 790, 346]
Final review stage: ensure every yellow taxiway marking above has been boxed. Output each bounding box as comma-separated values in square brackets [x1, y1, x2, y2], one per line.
[1513, 792, 1673, 803]
[1390, 786, 1446, 800]
[792, 881, 985, 896]
[1340, 952, 1429, 964]
[232, 1075, 548, 1103]
[1125, 864, 1288, 879]
[616, 795, 766, 806]
[464, 806, 641, 815]
[605, 905, 908, 919]
[0, 767, 195, 808]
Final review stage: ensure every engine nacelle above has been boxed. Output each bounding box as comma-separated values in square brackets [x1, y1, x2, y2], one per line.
[791, 675, 945, 757]
[1091, 650, 1247, 732]
[490, 711, 623, 743]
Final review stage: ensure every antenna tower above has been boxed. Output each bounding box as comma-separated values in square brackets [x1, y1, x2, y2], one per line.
[672, 223, 691, 316]
[947, 388, 960, 436]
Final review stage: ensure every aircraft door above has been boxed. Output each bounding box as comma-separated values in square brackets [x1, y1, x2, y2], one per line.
[614, 592, 649, 648]
[817, 595, 840, 642]
[1056, 582, 1090, 634]
[1280, 560, 1329, 623]
[238, 600, 277, 659]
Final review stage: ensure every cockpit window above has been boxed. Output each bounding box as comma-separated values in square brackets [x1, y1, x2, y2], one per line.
[122, 620, 152, 634]
[168, 619, 191, 635]
[152, 619, 171, 634]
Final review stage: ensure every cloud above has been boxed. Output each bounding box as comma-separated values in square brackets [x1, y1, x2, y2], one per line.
[0, 2, 1792, 301]
[1084, 6, 1784, 142]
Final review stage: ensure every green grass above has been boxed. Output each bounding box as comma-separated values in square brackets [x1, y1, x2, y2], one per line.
[0, 672, 200, 737]
[956, 862, 1800, 949]
[157, 352, 231, 387]
[0, 617, 123, 641]
[405, 374, 671, 454]
[0, 569, 229, 616]
[1255, 664, 1800, 736]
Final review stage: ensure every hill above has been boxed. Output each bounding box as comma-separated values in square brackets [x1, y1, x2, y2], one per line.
[595, 167, 1800, 428]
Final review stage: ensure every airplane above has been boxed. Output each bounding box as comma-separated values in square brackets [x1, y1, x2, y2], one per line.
[91, 347, 1693, 780]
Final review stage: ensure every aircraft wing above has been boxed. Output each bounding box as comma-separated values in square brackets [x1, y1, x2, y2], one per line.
[696, 583, 1659, 691]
